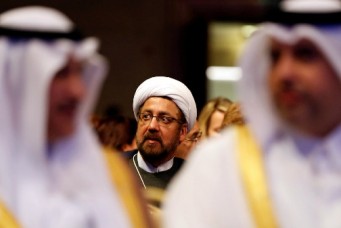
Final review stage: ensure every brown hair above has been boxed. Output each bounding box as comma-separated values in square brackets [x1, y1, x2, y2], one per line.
[91, 115, 137, 151]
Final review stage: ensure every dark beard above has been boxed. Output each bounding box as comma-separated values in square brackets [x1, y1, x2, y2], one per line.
[138, 145, 170, 166]
[137, 132, 179, 167]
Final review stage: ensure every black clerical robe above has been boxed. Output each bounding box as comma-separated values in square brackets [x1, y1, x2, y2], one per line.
[128, 155, 184, 190]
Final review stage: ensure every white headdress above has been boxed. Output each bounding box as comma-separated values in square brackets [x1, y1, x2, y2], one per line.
[0, 6, 129, 228]
[238, 1, 341, 145]
[133, 76, 197, 131]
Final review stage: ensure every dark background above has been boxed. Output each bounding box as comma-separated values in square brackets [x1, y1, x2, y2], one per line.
[0, 0, 278, 117]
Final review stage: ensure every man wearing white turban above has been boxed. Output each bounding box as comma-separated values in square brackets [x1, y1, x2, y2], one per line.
[0, 5, 152, 228]
[163, 1, 341, 227]
[129, 76, 197, 190]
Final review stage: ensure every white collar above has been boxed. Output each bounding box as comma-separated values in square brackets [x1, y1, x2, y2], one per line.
[137, 152, 174, 173]
[288, 123, 341, 173]
[316, 123, 341, 172]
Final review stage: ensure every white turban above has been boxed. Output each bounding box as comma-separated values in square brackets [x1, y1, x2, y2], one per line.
[133, 76, 197, 130]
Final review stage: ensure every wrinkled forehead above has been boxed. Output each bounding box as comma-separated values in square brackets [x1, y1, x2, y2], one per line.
[140, 96, 182, 114]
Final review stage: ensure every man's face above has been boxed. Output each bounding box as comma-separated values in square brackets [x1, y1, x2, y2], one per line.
[48, 56, 86, 143]
[136, 97, 187, 166]
[268, 38, 341, 137]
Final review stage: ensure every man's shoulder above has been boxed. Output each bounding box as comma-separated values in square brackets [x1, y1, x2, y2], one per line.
[121, 149, 138, 160]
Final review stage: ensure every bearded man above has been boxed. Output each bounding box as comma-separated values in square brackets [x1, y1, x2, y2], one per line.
[129, 76, 197, 190]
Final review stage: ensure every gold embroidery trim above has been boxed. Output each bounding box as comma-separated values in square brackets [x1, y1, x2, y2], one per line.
[103, 147, 152, 228]
[0, 199, 20, 228]
[237, 126, 277, 228]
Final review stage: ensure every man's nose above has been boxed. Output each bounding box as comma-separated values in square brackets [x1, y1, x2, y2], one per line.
[147, 116, 160, 130]
[68, 71, 86, 99]
[270, 54, 299, 87]
[274, 53, 296, 79]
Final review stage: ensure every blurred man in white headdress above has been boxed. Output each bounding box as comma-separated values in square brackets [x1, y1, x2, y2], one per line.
[163, 0, 341, 227]
[0, 5, 152, 228]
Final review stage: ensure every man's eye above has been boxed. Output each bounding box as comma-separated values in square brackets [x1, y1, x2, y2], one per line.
[142, 114, 151, 120]
[270, 48, 281, 64]
[160, 116, 171, 123]
[55, 67, 70, 78]
[294, 46, 318, 61]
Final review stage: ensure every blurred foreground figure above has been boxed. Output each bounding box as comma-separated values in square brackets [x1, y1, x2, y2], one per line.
[163, 1, 341, 227]
[0, 6, 151, 228]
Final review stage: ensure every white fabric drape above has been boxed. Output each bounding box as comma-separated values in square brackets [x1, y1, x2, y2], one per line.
[0, 6, 130, 228]
[163, 22, 341, 228]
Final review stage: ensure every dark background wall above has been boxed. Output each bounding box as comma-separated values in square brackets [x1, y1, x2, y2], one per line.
[0, 0, 267, 118]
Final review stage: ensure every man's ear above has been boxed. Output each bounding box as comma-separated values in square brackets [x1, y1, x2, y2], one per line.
[179, 124, 188, 142]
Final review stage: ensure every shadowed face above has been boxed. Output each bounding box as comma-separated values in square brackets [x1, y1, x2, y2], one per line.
[268, 38, 341, 137]
[207, 110, 225, 137]
[48, 56, 86, 143]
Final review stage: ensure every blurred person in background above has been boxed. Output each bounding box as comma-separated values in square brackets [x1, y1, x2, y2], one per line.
[174, 120, 202, 160]
[92, 114, 137, 152]
[220, 102, 246, 131]
[123, 117, 138, 152]
[198, 96, 232, 139]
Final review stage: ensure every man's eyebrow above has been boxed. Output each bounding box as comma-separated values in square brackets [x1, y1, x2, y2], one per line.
[158, 111, 172, 116]
[145, 111, 174, 116]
